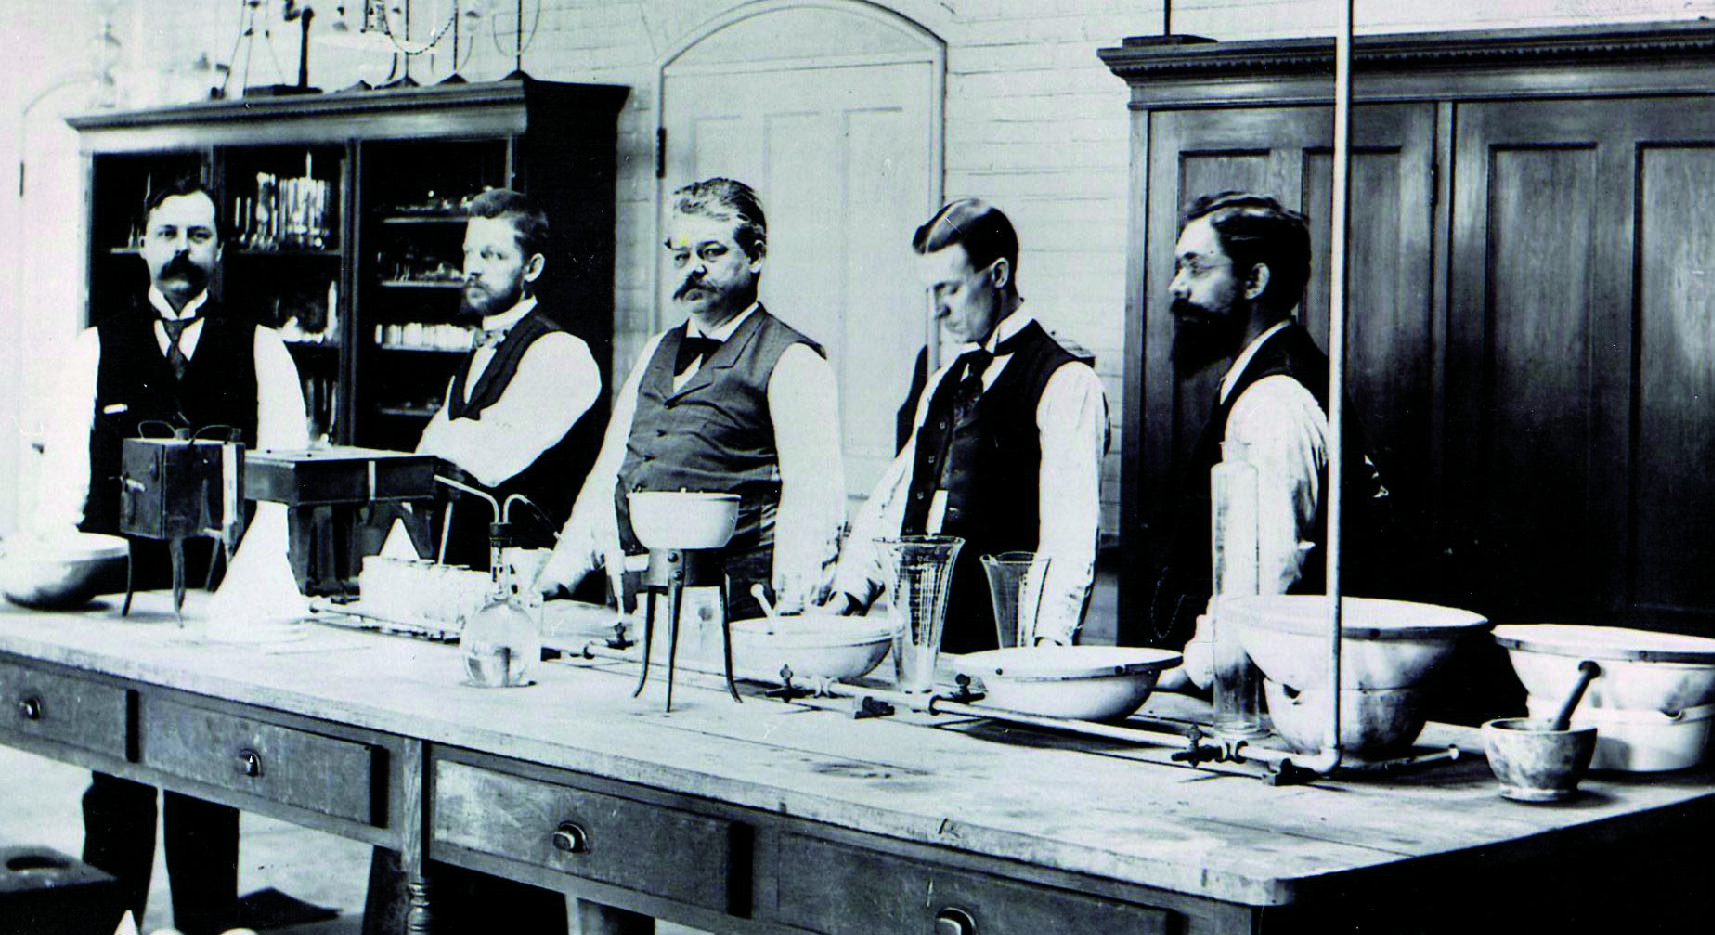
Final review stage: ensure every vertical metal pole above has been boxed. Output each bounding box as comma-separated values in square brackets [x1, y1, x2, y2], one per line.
[1324, 0, 1355, 769]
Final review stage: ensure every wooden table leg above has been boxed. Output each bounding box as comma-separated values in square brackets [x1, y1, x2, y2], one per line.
[575, 898, 653, 935]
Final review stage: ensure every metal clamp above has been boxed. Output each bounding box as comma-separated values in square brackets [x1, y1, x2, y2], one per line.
[17, 696, 43, 721]
[237, 749, 263, 778]
[551, 821, 589, 855]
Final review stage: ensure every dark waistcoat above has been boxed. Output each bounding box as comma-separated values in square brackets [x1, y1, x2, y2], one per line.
[1148, 321, 1385, 651]
[614, 307, 820, 567]
[438, 308, 605, 569]
[82, 300, 260, 536]
[902, 321, 1089, 653]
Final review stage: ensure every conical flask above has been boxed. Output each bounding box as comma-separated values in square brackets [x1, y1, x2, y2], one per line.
[980, 551, 1051, 649]
[876, 535, 965, 693]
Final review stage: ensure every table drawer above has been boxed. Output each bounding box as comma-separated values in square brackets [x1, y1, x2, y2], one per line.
[140, 698, 377, 824]
[0, 661, 127, 758]
[432, 759, 739, 913]
[772, 834, 1170, 935]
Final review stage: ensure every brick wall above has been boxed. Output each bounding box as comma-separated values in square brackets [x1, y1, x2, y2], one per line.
[6, 0, 1715, 537]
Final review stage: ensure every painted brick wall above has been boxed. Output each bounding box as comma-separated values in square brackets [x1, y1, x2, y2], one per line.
[7, 0, 1715, 538]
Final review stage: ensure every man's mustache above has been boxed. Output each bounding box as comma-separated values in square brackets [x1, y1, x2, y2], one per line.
[162, 254, 205, 281]
[672, 277, 705, 301]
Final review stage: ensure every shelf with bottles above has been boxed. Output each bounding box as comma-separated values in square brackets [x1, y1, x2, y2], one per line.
[223, 145, 344, 254]
[372, 320, 479, 354]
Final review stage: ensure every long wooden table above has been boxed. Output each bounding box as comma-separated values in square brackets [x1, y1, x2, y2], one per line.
[2, 597, 1711, 934]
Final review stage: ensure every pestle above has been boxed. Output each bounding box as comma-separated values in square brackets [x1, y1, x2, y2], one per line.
[1546, 660, 1602, 731]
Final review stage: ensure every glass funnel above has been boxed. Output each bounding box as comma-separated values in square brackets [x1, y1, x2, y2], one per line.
[876, 535, 965, 693]
[981, 551, 1051, 649]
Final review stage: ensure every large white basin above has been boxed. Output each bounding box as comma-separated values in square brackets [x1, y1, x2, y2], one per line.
[627, 491, 740, 550]
[729, 613, 895, 683]
[1495, 624, 1715, 714]
[950, 646, 1182, 721]
[1221, 596, 1489, 690]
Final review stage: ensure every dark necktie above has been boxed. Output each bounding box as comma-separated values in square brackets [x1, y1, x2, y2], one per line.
[160, 316, 200, 381]
[675, 334, 722, 375]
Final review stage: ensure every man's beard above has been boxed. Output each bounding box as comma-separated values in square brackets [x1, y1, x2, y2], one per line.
[1170, 298, 1243, 376]
[461, 277, 524, 317]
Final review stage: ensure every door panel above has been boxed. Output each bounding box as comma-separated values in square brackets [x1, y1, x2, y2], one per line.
[663, 61, 937, 503]
[1452, 98, 1715, 631]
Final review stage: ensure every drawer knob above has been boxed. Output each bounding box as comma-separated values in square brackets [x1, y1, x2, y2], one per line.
[551, 821, 588, 855]
[935, 908, 976, 935]
[17, 696, 42, 721]
[237, 749, 263, 778]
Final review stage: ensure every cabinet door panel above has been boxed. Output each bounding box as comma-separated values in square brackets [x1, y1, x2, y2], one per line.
[1453, 98, 1715, 631]
[1635, 145, 1715, 617]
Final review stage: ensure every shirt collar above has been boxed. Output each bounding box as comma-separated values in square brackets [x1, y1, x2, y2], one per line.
[148, 287, 210, 322]
[479, 295, 538, 339]
[689, 302, 759, 342]
[1219, 318, 1293, 404]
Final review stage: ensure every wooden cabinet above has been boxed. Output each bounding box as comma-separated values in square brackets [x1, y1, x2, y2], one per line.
[69, 80, 628, 452]
[1102, 21, 1715, 641]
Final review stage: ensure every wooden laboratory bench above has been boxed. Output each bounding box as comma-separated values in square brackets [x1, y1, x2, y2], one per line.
[0, 597, 1710, 935]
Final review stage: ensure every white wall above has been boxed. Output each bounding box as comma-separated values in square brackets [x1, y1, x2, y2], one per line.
[4, 0, 1713, 537]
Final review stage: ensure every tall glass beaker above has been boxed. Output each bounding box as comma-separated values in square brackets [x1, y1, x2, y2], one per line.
[980, 551, 1051, 649]
[877, 535, 965, 693]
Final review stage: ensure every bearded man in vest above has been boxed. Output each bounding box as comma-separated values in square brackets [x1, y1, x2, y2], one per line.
[1149, 192, 1389, 690]
[829, 199, 1109, 652]
[537, 177, 845, 621]
[32, 177, 309, 934]
[403, 188, 604, 569]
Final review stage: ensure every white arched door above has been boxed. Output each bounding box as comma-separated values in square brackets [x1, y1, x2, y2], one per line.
[660, 2, 944, 504]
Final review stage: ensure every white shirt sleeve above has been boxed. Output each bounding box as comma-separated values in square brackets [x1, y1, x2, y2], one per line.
[30, 328, 102, 535]
[1031, 362, 1108, 645]
[415, 333, 601, 487]
[766, 343, 847, 608]
[536, 335, 661, 594]
[1223, 374, 1327, 594]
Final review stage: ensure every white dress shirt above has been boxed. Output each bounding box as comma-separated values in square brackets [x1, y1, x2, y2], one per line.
[414, 296, 602, 488]
[537, 304, 846, 606]
[32, 289, 310, 614]
[832, 309, 1108, 646]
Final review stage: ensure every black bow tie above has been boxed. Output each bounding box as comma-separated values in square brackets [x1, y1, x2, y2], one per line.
[675, 334, 723, 374]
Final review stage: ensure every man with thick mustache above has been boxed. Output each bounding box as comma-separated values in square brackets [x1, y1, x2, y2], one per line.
[537, 177, 844, 620]
[1148, 192, 1385, 687]
[33, 176, 308, 934]
[408, 188, 603, 569]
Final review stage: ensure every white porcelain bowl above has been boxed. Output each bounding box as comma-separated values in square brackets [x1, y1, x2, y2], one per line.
[1221, 596, 1489, 690]
[626, 491, 740, 550]
[950, 646, 1183, 721]
[1524, 696, 1715, 772]
[729, 613, 896, 682]
[0, 533, 129, 610]
[1263, 678, 1428, 756]
[1495, 624, 1715, 714]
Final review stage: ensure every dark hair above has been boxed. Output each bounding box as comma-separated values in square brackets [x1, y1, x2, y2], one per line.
[1184, 192, 1311, 313]
[670, 178, 767, 261]
[467, 188, 550, 259]
[145, 175, 222, 238]
[913, 198, 1019, 289]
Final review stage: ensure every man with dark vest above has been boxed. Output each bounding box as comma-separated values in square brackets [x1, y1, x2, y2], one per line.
[407, 188, 603, 569]
[829, 199, 1108, 652]
[33, 177, 308, 934]
[1148, 191, 1387, 689]
[537, 177, 844, 622]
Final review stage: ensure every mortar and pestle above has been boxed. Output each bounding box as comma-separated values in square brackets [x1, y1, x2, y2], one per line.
[1482, 660, 1601, 802]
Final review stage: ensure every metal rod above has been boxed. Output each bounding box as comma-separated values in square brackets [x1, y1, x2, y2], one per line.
[1322, 0, 1356, 775]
